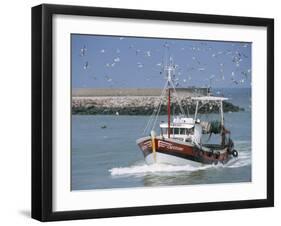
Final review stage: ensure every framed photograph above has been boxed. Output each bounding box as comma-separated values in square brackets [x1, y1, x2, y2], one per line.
[32, 4, 274, 221]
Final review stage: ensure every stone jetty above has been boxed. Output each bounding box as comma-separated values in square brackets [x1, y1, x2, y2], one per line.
[72, 88, 243, 115]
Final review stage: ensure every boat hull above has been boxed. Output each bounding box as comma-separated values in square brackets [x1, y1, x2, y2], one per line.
[145, 152, 202, 166]
[136, 136, 232, 165]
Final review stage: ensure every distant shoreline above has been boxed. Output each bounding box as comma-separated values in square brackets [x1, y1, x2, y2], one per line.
[72, 87, 210, 97]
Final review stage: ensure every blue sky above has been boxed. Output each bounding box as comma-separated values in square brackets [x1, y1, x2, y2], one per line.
[71, 34, 251, 89]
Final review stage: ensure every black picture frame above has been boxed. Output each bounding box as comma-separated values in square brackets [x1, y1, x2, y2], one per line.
[32, 4, 274, 222]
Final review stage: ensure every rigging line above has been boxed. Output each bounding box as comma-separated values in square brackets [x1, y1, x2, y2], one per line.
[169, 80, 186, 116]
[152, 94, 164, 130]
[150, 80, 169, 131]
[142, 95, 160, 134]
[142, 85, 166, 135]
[145, 80, 168, 134]
[142, 108, 157, 135]
[151, 93, 164, 130]
[151, 80, 169, 130]
[142, 80, 168, 135]
[142, 102, 159, 135]
[186, 101, 190, 117]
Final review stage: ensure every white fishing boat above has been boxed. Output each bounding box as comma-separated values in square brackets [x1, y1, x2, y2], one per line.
[136, 59, 238, 166]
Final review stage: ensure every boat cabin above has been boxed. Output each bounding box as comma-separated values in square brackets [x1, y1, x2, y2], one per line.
[160, 117, 195, 141]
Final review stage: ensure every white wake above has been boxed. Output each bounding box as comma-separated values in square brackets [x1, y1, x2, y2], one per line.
[109, 150, 251, 176]
[110, 163, 211, 176]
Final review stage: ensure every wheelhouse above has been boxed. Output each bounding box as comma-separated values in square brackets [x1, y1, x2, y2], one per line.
[160, 117, 195, 141]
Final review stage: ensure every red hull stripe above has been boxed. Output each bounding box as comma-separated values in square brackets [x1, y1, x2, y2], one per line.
[138, 138, 230, 165]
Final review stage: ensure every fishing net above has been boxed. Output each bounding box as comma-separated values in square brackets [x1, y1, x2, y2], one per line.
[209, 120, 222, 134]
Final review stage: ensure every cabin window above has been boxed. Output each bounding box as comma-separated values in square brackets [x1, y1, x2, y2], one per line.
[186, 128, 193, 135]
[180, 128, 185, 135]
[174, 128, 179, 134]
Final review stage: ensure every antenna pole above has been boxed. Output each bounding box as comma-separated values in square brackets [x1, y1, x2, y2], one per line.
[194, 101, 199, 120]
[220, 100, 224, 127]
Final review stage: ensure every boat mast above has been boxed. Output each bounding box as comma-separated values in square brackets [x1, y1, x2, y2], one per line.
[168, 88, 171, 138]
[220, 100, 225, 146]
[165, 60, 173, 139]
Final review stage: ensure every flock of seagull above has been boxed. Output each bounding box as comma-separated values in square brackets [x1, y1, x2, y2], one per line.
[77, 38, 251, 88]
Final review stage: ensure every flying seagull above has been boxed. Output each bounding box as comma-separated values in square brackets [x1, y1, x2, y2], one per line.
[83, 61, 89, 70]
[80, 45, 87, 57]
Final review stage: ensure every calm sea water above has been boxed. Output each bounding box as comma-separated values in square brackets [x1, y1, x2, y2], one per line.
[71, 88, 251, 190]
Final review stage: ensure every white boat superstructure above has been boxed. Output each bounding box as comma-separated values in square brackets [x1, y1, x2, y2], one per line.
[160, 117, 195, 142]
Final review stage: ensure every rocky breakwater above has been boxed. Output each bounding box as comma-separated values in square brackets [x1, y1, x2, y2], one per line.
[72, 95, 244, 115]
